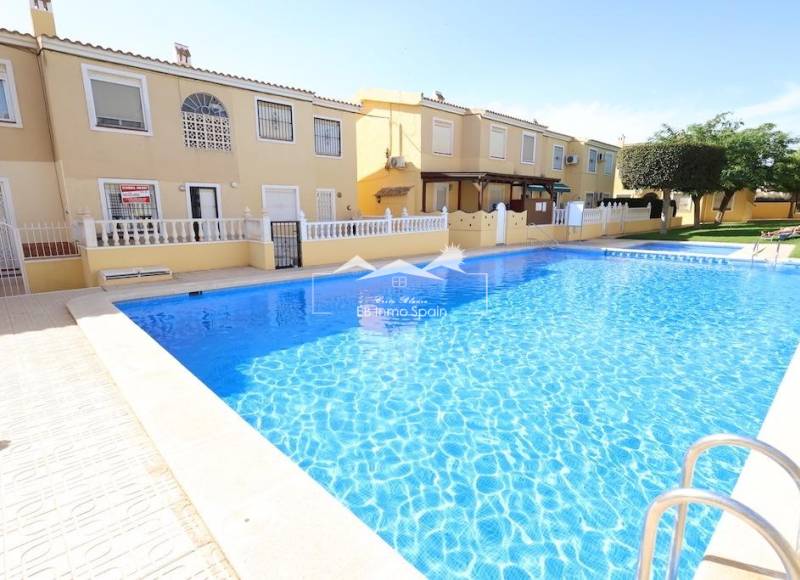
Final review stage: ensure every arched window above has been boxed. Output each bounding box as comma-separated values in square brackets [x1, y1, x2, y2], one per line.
[181, 93, 231, 151]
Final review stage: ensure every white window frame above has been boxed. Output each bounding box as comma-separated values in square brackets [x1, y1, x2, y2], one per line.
[184, 182, 222, 219]
[313, 115, 342, 159]
[587, 147, 598, 173]
[81, 64, 152, 136]
[315, 187, 337, 220]
[261, 184, 301, 219]
[603, 151, 614, 176]
[0, 59, 22, 128]
[489, 124, 507, 160]
[432, 117, 454, 157]
[97, 178, 162, 220]
[520, 131, 537, 165]
[0, 177, 18, 224]
[255, 96, 296, 144]
[552, 144, 565, 171]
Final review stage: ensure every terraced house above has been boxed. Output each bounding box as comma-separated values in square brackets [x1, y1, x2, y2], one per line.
[0, 2, 666, 296]
[356, 90, 619, 217]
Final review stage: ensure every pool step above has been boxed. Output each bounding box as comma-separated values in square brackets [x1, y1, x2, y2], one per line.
[604, 249, 730, 265]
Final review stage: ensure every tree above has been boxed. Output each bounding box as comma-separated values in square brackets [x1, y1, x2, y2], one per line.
[770, 150, 800, 218]
[619, 142, 724, 233]
[653, 113, 795, 224]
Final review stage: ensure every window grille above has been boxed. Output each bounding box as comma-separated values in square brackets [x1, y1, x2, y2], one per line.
[257, 100, 293, 141]
[314, 117, 341, 156]
[103, 183, 158, 220]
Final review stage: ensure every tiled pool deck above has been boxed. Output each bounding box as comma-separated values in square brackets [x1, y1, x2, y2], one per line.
[0, 290, 235, 578]
[2, 240, 798, 578]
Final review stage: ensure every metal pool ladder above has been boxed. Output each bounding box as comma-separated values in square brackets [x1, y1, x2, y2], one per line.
[636, 433, 800, 579]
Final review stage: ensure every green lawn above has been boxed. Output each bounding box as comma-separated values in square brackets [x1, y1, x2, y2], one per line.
[621, 220, 800, 258]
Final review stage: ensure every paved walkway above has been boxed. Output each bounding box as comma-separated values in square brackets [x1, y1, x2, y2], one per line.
[0, 289, 235, 579]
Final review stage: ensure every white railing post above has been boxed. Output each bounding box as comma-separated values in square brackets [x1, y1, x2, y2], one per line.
[384, 207, 392, 235]
[441, 206, 448, 230]
[79, 209, 97, 248]
[261, 210, 272, 242]
[299, 211, 307, 241]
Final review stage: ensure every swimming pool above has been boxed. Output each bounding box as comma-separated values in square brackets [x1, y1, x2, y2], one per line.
[119, 249, 800, 578]
[629, 242, 743, 256]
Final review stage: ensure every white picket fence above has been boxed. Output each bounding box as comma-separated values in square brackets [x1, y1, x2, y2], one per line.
[551, 202, 652, 229]
[302, 207, 447, 241]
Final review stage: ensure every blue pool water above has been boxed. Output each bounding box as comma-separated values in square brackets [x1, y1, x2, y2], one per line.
[630, 242, 742, 256]
[119, 249, 800, 579]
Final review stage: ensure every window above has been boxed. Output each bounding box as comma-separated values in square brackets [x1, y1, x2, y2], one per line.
[587, 148, 598, 173]
[489, 125, 507, 159]
[603, 151, 614, 176]
[181, 93, 231, 151]
[433, 183, 449, 211]
[713, 191, 734, 210]
[0, 59, 21, 127]
[100, 180, 160, 220]
[432, 117, 454, 156]
[521, 133, 537, 164]
[552, 144, 565, 171]
[256, 99, 294, 142]
[314, 117, 342, 157]
[82, 65, 150, 133]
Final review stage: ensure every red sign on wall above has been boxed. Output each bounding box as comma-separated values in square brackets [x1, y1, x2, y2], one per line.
[120, 184, 152, 204]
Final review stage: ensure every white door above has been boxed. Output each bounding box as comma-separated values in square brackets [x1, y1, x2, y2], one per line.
[0, 179, 20, 272]
[434, 184, 448, 211]
[190, 186, 219, 219]
[316, 189, 335, 221]
[496, 202, 507, 244]
[262, 186, 299, 221]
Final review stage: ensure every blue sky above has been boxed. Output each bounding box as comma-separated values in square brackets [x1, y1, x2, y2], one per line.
[4, 0, 799, 142]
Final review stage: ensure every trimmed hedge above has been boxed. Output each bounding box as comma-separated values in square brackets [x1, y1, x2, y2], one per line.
[619, 142, 725, 193]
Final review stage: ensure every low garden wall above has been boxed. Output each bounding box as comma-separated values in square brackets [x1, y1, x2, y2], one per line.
[752, 201, 793, 219]
[447, 211, 498, 249]
[301, 230, 449, 267]
[24, 257, 85, 293]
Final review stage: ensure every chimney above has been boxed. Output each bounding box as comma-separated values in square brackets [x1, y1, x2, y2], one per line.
[30, 0, 56, 37]
[174, 43, 192, 66]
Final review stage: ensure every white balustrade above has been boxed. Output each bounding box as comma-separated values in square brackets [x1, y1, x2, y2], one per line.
[303, 207, 448, 241]
[624, 203, 653, 222]
[87, 217, 253, 247]
[552, 208, 567, 225]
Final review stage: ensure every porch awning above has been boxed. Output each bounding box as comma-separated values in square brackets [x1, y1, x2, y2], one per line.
[528, 182, 571, 193]
[375, 186, 413, 198]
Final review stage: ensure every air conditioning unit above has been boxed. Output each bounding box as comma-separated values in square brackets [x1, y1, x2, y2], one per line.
[566, 155, 579, 165]
[597, 152, 606, 162]
[388, 155, 406, 169]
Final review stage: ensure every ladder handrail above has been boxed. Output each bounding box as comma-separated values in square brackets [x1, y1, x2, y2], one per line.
[667, 434, 800, 579]
[637, 488, 800, 580]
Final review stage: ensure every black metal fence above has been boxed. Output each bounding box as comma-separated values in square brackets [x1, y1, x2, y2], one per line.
[271, 221, 302, 269]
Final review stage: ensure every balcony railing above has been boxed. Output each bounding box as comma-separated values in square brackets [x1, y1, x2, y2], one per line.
[301, 208, 448, 241]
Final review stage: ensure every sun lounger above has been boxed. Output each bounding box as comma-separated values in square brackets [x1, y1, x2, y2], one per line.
[760, 226, 800, 241]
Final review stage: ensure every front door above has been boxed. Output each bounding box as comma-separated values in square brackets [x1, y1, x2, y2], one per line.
[262, 186, 299, 221]
[315, 188, 335, 221]
[190, 186, 219, 219]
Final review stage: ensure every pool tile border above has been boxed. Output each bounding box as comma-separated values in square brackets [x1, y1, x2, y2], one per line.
[67, 292, 424, 579]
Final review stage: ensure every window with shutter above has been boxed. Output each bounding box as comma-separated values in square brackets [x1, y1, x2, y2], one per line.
[489, 125, 507, 159]
[603, 152, 614, 175]
[552, 145, 565, 171]
[432, 118, 454, 156]
[521, 133, 536, 164]
[82, 65, 150, 133]
[587, 148, 598, 173]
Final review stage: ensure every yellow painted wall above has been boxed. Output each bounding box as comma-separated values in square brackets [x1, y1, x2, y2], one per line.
[447, 210, 498, 248]
[0, 43, 64, 223]
[81, 241, 252, 286]
[526, 224, 567, 242]
[505, 211, 529, 245]
[751, 202, 792, 220]
[24, 257, 85, 292]
[248, 241, 277, 271]
[37, 49, 358, 223]
[301, 231, 448, 267]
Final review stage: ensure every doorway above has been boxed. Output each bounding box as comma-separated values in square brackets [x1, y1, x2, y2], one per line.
[187, 184, 220, 241]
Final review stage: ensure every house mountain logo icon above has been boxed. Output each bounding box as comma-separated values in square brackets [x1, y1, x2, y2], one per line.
[332, 245, 467, 280]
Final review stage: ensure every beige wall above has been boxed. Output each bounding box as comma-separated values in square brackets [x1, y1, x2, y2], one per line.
[0, 43, 64, 223]
[24, 257, 84, 292]
[35, 49, 357, 223]
[302, 230, 448, 267]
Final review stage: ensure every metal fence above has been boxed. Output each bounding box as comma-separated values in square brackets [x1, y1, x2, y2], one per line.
[271, 221, 302, 268]
[0, 221, 28, 297]
[18, 222, 80, 259]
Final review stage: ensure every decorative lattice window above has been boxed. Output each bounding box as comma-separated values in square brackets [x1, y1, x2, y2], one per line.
[181, 93, 231, 151]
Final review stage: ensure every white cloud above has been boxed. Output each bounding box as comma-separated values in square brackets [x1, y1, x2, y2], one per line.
[485, 85, 800, 145]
